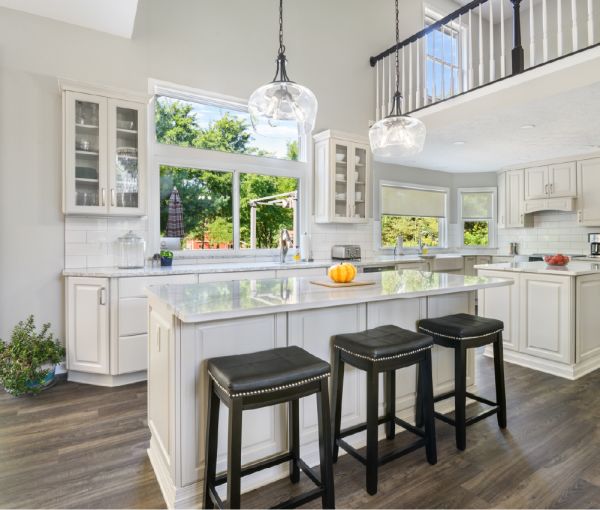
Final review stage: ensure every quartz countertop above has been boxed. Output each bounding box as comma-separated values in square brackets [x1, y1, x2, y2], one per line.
[475, 260, 600, 276]
[146, 270, 512, 323]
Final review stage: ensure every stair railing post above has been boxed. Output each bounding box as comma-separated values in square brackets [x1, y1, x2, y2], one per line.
[511, 0, 525, 74]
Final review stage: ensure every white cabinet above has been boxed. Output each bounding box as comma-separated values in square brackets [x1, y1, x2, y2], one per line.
[519, 273, 574, 364]
[67, 277, 110, 374]
[524, 163, 576, 200]
[63, 87, 147, 216]
[314, 130, 370, 224]
[464, 256, 491, 276]
[498, 170, 528, 228]
[577, 158, 600, 226]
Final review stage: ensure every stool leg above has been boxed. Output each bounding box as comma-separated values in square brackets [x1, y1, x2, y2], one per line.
[384, 370, 396, 439]
[331, 347, 344, 463]
[414, 365, 423, 429]
[203, 379, 220, 510]
[289, 399, 300, 483]
[366, 365, 379, 495]
[493, 333, 507, 429]
[420, 349, 437, 465]
[454, 345, 467, 451]
[226, 398, 243, 509]
[317, 379, 335, 509]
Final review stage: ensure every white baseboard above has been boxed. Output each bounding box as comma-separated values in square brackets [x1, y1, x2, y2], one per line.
[67, 370, 146, 387]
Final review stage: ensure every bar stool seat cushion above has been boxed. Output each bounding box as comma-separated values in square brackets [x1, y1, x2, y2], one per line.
[207, 346, 330, 396]
[333, 325, 432, 361]
[418, 313, 503, 341]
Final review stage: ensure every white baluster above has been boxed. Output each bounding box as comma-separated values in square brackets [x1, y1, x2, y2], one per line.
[500, 0, 506, 77]
[381, 56, 386, 119]
[572, 0, 578, 51]
[458, 13, 464, 93]
[409, 42, 414, 111]
[451, 27, 456, 96]
[424, 34, 429, 105]
[468, 9, 474, 90]
[542, 0, 549, 62]
[402, 46, 407, 111]
[416, 38, 421, 109]
[557, 0, 563, 56]
[489, 0, 495, 81]
[441, 26, 446, 98]
[478, 7, 484, 85]
[588, 0, 594, 45]
[388, 55, 393, 114]
[375, 60, 380, 122]
[530, 0, 535, 66]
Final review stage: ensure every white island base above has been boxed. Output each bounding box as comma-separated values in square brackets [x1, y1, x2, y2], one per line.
[146, 272, 510, 508]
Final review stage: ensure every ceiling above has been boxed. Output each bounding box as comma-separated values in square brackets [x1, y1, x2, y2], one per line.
[0, 0, 139, 38]
[386, 46, 600, 173]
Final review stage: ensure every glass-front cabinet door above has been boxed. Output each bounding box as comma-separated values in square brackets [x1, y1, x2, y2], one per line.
[332, 141, 351, 221]
[108, 99, 146, 215]
[351, 145, 368, 221]
[64, 92, 108, 214]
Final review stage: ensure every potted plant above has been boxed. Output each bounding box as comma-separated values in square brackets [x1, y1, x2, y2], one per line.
[0, 316, 65, 396]
[160, 250, 174, 267]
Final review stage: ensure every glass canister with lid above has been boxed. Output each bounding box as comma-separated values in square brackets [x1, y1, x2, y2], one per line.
[117, 231, 146, 268]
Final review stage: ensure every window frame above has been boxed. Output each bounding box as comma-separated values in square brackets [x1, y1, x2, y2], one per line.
[147, 79, 310, 257]
[457, 187, 497, 249]
[377, 180, 449, 252]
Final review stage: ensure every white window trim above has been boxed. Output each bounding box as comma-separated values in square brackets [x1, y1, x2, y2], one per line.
[146, 79, 311, 257]
[457, 187, 497, 249]
[377, 180, 450, 252]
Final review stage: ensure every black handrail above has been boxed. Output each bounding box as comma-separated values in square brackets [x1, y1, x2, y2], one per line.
[369, 0, 490, 67]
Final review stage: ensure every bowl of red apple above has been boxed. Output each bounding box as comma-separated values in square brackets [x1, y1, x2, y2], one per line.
[543, 254, 570, 266]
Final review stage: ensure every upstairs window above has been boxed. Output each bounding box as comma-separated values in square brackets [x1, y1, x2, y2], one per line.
[380, 183, 448, 249]
[458, 188, 496, 248]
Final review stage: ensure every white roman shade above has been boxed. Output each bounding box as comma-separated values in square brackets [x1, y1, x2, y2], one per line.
[461, 192, 494, 219]
[381, 185, 447, 218]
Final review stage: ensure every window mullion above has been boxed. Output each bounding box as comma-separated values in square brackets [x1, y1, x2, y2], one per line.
[233, 171, 241, 253]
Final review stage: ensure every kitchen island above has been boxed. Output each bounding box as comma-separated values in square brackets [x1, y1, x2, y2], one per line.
[146, 270, 511, 509]
[476, 260, 600, 380]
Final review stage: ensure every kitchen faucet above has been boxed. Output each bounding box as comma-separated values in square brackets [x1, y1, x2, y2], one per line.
[417, 232, 427, 254]
[279, 229, 292, 263]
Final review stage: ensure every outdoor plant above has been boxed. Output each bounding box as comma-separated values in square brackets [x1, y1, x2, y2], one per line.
[0, 316, 65, 396]
[160, 249, 174, 267]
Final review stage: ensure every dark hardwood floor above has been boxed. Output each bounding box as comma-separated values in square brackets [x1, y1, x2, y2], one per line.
[1, 355, 599, 509]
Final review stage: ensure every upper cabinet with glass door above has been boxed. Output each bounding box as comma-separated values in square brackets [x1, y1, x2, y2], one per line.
[63, 85, 147, 216]
[313, 130, 370, 224]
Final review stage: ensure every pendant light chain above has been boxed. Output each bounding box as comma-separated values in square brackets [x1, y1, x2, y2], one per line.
[278, 0, 285, 56]
[395, 0, 400, 95]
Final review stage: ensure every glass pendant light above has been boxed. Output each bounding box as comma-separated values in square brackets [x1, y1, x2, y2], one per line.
[248, 0, 318, 135]
[369, 0, 426, 159]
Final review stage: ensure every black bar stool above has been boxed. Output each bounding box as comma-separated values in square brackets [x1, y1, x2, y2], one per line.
[203, 346, 335, 509]
[331, 325, 437, 496]
[417, 313, 507, 451]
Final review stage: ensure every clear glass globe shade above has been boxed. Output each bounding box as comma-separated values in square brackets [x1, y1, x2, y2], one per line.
[249, 81, 318, 135]
[369, 115, 426, 159]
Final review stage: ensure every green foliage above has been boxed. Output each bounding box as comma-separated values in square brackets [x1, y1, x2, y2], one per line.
[155, 99, 198, 147]
[0, 316, 65, 396]
[381, 215, 440, 248]
[160, 250, 173, 259]
[286, 140, 299, 161]
[206, 217, 233, 247]
[463, 221, 489, 246]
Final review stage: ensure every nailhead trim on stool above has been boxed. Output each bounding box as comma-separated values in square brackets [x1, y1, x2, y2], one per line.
[418, 327, 503, 341]
[334, 344, 432, 362]
[208, 371, 330, 398]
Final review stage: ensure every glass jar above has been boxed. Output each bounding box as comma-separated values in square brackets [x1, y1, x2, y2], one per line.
[117, 231, 145, 269]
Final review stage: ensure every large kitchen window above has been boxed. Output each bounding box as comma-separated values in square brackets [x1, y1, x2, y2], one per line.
[150, 81, 306, 254]
[458, 188, 496, 248]
[380, 182, 448, 249]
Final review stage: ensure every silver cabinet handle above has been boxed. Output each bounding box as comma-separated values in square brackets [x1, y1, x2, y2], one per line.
[550, 183, 554, 194]
[101, 188, 106, 206]
[111, 188, 116, 207]
[578, 210, 583, 223]
[99, 287, 107, 305]
[544, 184, 548, 194]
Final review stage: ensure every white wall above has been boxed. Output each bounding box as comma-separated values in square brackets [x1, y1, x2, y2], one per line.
[0, 0, 494, 340]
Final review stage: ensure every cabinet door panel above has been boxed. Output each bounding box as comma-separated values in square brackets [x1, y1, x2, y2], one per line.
[520, 274, 573, 363]
[524, 166, 548, 200]
[497, 172, 506, 228]
[549, 162, 576, 197]
[577, 158, 600, 226]
[506, 170, 525, 227]
[576, 276, 600, 362]
[118, 334, 147, 373]
[67, 277, 109, 373]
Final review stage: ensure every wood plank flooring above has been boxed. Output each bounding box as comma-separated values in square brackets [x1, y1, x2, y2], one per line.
[1, 355, 599, 508]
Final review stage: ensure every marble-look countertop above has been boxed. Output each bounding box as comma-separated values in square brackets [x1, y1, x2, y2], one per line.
[475, 260, 600, 276]
[146, 270, 512, 323]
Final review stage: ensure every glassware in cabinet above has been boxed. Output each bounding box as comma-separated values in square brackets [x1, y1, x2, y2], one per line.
[333, 143, 350, 219]
[353, 146, 367, 220]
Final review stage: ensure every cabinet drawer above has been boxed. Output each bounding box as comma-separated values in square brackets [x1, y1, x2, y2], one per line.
[118, 334, 147, 374]
[119, 274, 197, 298]
[119, 297, 147, 336]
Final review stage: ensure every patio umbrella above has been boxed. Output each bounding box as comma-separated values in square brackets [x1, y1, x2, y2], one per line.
[166, 187, 184, 238]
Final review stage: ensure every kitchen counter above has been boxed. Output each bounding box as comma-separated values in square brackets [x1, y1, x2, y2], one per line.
[474, 260, 600, 276]
[147, 270, 511, 323]
[146, 269, 511, 508]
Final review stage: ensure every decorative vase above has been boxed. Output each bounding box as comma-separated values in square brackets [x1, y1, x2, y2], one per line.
[161, 257, 173, 267]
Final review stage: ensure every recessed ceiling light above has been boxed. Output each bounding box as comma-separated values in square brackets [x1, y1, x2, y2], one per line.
[520, 124, 536, 129]
[453, 141, 466, 145]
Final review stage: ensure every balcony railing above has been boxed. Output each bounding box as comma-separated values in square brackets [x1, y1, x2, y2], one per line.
[370, 0, 600, 119]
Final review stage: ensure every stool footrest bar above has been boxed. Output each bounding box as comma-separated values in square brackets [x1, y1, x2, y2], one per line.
[273, 487, 324, 509]
[297, 458, 322, 487]
[214, 452, 293, 486]
[394, 416, 426, 437]
[465, 391, 498, 407]
[336, 438, 367, 466]
[378, 439, 427, 466]
[465, 407, 499, 426]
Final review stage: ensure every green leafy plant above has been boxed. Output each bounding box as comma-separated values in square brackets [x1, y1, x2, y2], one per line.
[0, 316, 65, 396]
[160, 250, 173, 259]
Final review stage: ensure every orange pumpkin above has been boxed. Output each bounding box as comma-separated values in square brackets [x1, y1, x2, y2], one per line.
[327, 262, 357, 283]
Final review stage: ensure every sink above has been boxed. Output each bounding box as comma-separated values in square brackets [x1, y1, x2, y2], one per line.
[419, 254, 436, 260]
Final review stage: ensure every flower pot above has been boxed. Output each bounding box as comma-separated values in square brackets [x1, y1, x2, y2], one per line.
[161, 256, 173, 267]
[26, 363, 56, 392]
